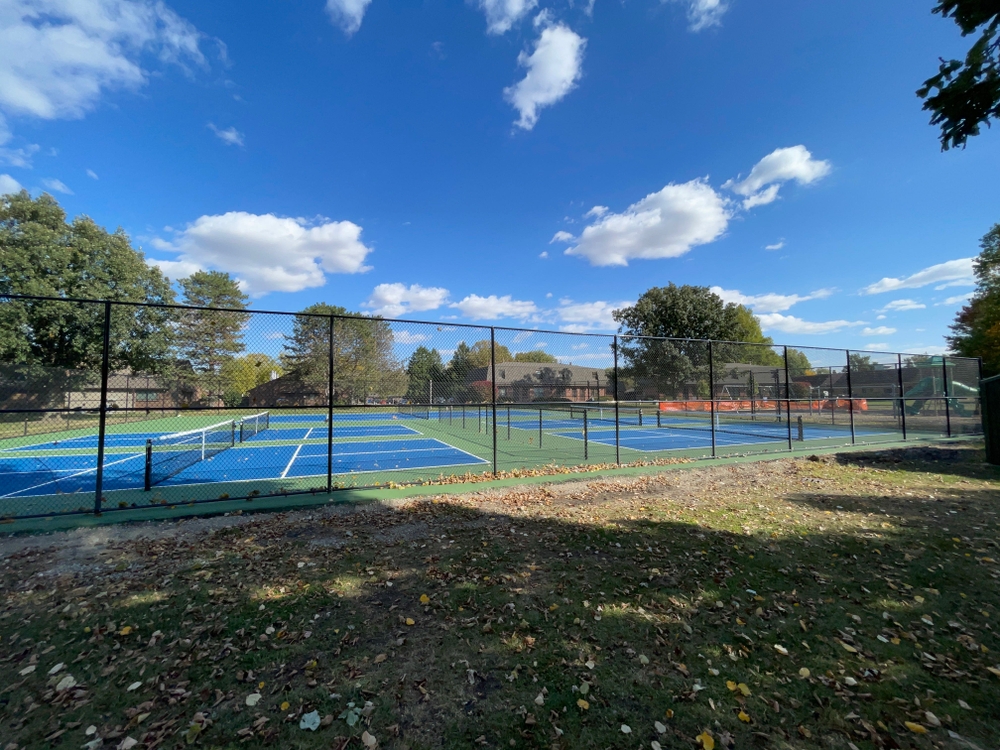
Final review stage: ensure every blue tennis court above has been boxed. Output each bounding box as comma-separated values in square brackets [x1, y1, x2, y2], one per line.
[0, 438, 487, 498]
[245, 424, 419, 441]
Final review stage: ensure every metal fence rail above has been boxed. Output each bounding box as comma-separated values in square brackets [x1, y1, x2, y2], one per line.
[0, 294, 984, 518]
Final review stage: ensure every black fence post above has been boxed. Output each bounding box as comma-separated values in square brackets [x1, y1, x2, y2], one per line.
[708, 341, 716, 458]
[613, 336, 621, 466]
[583, 410, 588, 461]
[327, 315, 335, 493]
[942, 355, 952, 438]
[490, 328, 498, 476]
[845, 349, 855, 444]
[898, 353, 907, 440]
[784, 346, 792, 451]
[93, 300, 113, 515]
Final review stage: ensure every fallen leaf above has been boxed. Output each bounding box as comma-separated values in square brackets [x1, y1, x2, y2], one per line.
[576, 699, 590, 710]
[405, 618, 415, 626]
[639, 654, 649, 665]
[840, 641, 858, 654]
[120, 626, 132, 636]
[621, 725, 632, 734]
[374, 654, 387, 664]
[47, 663, 65, 675]
[361, 731, 377, 748]
[924, 712, 941, 728]
[300, 710, 321, 731]
[958, 699, 971, 710]
[534, 693, 544, 706]
[695, 731, 715, 750]
[55, 675, 76, 691]
[126, 681, 141, 692]
[19, 665, 35, 676]
[652, 743, 662, 750]
[798, 668, 810, 678]
[737, 683, 751, 696]
[774, 645, 789, 656]
[280, 701, 290, 711]
[654, 721, 666, 733]
[420, 594, 430, 604]
[245, 693, 262, 706]
[904, 721, 927, 734]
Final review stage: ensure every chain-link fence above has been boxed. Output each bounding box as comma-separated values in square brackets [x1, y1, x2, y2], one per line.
[0, 295, 983, 518]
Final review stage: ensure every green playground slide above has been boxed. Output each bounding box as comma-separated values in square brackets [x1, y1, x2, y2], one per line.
[903, 377, 977, 417]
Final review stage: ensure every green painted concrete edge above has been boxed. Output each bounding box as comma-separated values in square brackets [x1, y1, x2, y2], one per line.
[1, 435, 983, 535]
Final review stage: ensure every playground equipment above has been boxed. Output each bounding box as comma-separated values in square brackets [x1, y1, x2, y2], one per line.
[903, 377, 978, 417]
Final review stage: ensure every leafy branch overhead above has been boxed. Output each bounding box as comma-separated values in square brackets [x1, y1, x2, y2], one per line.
[918, 1, 1000, 150]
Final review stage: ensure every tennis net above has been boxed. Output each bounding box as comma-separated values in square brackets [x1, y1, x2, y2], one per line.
[239, 412, 270, 442]
[144, 420, 236, 490]
[566, 403, 793, 441]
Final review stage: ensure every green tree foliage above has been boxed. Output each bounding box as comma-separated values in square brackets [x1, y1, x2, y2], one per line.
[282, 304, 403, 404]
[405, 346, 444, 402]
[467, 340, 513, 368]
[219, 354, 283, 406]
[514, 350, 558, 363]
[612, 284, 779, 398]
[949, 223, 1000, 372]
[0, 192, 175, 408]
[174, 271, 249, 404]
[848, 353, 877, 372]
[918, 2, 1000, 150]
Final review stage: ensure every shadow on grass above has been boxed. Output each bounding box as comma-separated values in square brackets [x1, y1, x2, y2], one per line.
[1, 468, 999, 750]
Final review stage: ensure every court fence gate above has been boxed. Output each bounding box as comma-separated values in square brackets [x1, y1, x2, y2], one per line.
[0, 294, 984, 519]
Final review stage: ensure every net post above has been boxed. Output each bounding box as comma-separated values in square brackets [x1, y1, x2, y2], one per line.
[942, 355, 952, 438]
[327, 315, 335, 493]
[491, 328, 498, 476]
[144, 439, 152, 492]
[507, 405, 511, 440]
[784, 346, 792, 451]
[584, 409, 588, 461]
[613, 336, 620, 466]
[93, 300, 113, 515]
[539, 409, 542, 449]
[708, 341, 716, 457]
[797, 415, 804, 441]
[898, 353, 907, 440]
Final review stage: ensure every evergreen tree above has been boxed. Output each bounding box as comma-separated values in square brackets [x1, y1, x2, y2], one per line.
[405, 347, 444, 402]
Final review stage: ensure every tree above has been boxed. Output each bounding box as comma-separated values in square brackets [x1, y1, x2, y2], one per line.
[405, 346, 444, 402]
[612, 284, 775, 398]
[514, 350, 558, 363]
[219, 354, 283, 406]
[848, 353, 877, 372]
[949, 222, 1000, 371]
[918, 2, 1000, 150]
[282, 304, 403, 404]
[174, 271, 249, 404]
[0, 192, 175, 408]
[467, 340, 513, 368]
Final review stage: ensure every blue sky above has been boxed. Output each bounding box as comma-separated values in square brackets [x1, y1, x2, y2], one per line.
[1, 0, 997, 357]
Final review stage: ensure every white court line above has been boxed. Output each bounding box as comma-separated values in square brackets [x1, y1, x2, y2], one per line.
[1, 453, 145, 499]
[281, 444, 303, 479]
[297, 443, 464, 459]
[304, 427, 314, 439]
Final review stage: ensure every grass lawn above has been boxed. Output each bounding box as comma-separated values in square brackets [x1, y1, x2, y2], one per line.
[1, 443, 999, 749]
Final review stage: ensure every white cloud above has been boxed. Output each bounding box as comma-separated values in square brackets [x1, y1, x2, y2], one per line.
[451, 294, 538, 320]
[860, 258, 974, 295]
[150, 211, 373, 295]
[504, 22, 586, 130]
[757, 313, 865, 335]
[393, 330, 429, 344]
[764, 240, 784, 251]
[565, 179, 730, 266]
[710, 286, 833, 314]
[556, 298, 631, 332]
[550, 230, 574, 243]
[864, 343, 889, 350]
[538, 250, 549, 258]
[325, 0, 374, 35]
[208, 123, 244, 147]
[861, 326, 896, 336]
[937, 293, 973, 306]
[723, 146, 831, 209]
[86, 169, 98, 180]
[673, 0, 730, 32]
[364, 283, 450, 317]
[585, 205, 608, 218]
[0, 0, 209, 144]
[0, 173, 22, 194]
[475, 0, 538, 34]
[41, 177, 72, 194]
[879, 299, 926, 312]
[0, 142, 39, 168]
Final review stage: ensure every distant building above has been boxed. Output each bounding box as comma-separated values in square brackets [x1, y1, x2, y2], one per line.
[467, 362, 609, 403]
[245, 375, 326, 407]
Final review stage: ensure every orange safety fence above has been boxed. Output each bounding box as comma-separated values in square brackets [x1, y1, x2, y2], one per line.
[657, 399, 867, 412]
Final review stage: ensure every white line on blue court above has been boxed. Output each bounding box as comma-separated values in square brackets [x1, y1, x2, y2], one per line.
[1, 453, 144, 499]
[281, 444, 303, 478]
